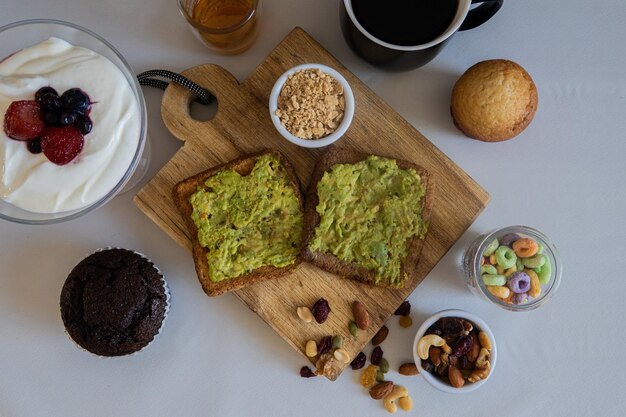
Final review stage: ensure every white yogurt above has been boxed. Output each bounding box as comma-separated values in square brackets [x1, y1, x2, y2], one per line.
[0, 37, 141, 213]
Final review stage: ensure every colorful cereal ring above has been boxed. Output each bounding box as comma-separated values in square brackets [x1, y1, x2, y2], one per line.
[516, 258, 525, 272]
[512, 238, 539, 258]
[527, 270, 541, 298]
[522, 254, 546, 269]
[487, 285, 510, 299]
[482, 274, 506, 286]
[495, 246, 517, 269]
[481, 265, 497, 275]
[538, 256, 552, 285]
[483, 238, 499, 257]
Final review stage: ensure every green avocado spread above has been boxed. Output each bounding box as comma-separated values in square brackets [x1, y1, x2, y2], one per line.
[189, 154, 303, 282]
[309, 156, 427, 288]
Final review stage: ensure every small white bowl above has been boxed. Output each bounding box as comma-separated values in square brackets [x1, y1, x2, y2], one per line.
[268, 63, 355, 148]
[413, 309, 497, 394]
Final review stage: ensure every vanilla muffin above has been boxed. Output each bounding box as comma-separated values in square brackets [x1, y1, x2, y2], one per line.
[451, 60, 538, 142]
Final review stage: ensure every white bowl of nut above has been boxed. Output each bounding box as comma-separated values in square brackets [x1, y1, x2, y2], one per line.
[413, 309, 496, 394]
[269, 63, 355, 148]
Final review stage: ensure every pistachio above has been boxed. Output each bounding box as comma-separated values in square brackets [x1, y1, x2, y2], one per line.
[348, 321, 359, 337]
[379, 358, 390, 374]
[331, 335, 343, 350]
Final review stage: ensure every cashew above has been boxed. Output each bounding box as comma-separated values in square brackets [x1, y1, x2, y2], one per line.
[476, 347, 490, 369]
[398, 396, 413, 412]
[468, 362, 491, 383]
[383, 385, 409, 414]
[417, 334, 445, 360]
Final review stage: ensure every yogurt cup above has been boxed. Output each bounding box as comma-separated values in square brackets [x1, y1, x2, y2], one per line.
[0, 20, 147, 224]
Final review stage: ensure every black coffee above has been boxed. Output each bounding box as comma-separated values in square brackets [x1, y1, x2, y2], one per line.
[351, 0, 458, 46]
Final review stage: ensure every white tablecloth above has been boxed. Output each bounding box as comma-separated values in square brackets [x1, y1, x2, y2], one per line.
[1, 1, 624, 416]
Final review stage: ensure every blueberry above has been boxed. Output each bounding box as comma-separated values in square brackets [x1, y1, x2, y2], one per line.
[73, 114, 93, 134]
[26, 138, 42, 154]
[61, 88, 90, 115]
[44, 111, 59, 126]
[35, 86, 58, 101]
[39, 95, 62, 112]
[59, 111, 77, 126]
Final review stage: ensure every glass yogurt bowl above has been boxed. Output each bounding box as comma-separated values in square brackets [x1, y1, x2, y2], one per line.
[0, 19, 147, 224]
[463, 226, 562, 311]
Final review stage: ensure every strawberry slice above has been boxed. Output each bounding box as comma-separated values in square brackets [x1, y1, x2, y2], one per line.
[41, 126, 84, 165]
[3, 100, 45, 141]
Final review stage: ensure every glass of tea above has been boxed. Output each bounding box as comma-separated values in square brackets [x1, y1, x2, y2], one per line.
[178, 0, 261, 55]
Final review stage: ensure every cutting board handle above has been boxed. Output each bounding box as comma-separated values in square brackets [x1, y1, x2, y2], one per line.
[160, 64, 240, 143]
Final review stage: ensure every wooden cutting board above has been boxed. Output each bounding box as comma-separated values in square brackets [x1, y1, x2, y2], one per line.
[134, 27, 489, 379]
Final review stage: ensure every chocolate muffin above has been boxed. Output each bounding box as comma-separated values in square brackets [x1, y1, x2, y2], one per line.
[60, 248, 168, 356]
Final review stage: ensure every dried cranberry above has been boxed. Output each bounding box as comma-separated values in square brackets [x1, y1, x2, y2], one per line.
[453, 335, 473, 357]
[350, 352, 366, 370]
[371, 346, 383, 366]
[394, 301, 411, 316]
[311, 298, 331, 323]
[318, 336, 332, 355]
[300, 366, 316, 378]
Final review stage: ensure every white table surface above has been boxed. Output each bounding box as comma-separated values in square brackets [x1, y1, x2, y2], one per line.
[1, 1, 625, 416]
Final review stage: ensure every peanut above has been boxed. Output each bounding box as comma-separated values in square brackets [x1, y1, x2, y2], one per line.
[305, 340, 317, 357]
[296, 306, 314, 323]
[416, 334, 445, 360]
[383, 385, 409, 414]
[353, 301, 370, 330]
[333, 348, 351, 364]
[448, 365, 465, 388]
[478, 332, 492, 351]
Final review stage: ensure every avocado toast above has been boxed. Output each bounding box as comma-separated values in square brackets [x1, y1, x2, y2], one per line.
[302, 146, 435, 289]
[173, 151, 304, 297]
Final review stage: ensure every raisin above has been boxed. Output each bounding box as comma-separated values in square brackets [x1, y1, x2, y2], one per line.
[351, 352, 366, 370]
[453, 335, 473, 357]
[360, 365, 378, 388]
[311, 298, 331, 323]
[371, 346, 383, 366]
[394, 301, 411, 316]
[437, 317, 464, 336]
[318, 336, 332, 355]
[300, 366, 316, 378]
[421, 359, 435, 374]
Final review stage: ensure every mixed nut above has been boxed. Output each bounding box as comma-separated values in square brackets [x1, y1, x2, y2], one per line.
[417, 316, 492, 388]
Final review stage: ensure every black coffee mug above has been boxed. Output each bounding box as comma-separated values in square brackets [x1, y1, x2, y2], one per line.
[341, 0, 504, 71]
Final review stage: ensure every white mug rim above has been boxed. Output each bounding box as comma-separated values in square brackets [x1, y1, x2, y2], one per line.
[343, 0, 472, 51]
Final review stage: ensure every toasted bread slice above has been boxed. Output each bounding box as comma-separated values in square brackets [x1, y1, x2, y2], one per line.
[302, 146, 435, 289]
[173, 150, 304, 297]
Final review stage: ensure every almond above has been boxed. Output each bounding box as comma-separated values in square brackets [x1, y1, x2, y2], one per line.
[398, 363, 419, 376]
[369, 381, 394, 400]
[371, 325, 388, 345]
[352, 301, 370, 330]
[448, 365, 465, 388]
